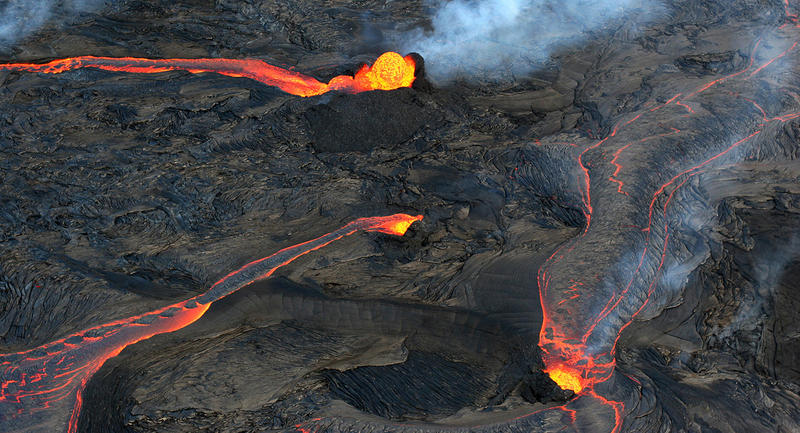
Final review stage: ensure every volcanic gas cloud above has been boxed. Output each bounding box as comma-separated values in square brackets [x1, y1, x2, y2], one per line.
[0, 51, 416, 97]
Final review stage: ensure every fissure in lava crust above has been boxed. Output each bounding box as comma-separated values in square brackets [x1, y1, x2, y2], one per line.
[1, 1, 800, 433]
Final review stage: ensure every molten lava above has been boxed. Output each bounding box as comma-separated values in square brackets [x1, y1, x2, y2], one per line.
[545, 366, 584, 394]
[366, 213, 423, 236]
[0, 51, 416, 97]
[0, 214, 421, 433]
[3, 3, 800, 432]
[533, 3, 800, 420]
[354, 51, 416, 91]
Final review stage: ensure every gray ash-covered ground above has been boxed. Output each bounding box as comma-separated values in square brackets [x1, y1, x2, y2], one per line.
[1, 1, 800, 432]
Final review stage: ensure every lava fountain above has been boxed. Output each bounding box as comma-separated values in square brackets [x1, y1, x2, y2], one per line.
[0, 51, 416, 97]
[0, 214, 422, 433]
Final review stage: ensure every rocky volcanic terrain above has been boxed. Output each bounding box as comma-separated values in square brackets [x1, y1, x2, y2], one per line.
[1, 0, 799, 432]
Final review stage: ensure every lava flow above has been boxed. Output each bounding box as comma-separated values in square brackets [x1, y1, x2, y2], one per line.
[532, 4, 800, 428]
[296, 22, 800, 430]
[0, 213, 422, 433]
[0, 51, 416, 97]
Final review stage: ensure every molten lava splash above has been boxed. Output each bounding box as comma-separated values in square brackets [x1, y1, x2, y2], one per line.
[0, 51, 416, 97]
[351, 51, 416, 91]
[288, 8, 800, 433]
[362, 213, 423, 236]
[0, 214, 421, 433]
[544, 366, 584, 394]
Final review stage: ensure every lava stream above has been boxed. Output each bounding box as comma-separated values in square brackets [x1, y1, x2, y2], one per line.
[489, 67, 794, 433]
[0, 51, 416, 97]
[0, 214, 422, 433]
[292, 8, 800, 433]
[530, 9, 800, 432]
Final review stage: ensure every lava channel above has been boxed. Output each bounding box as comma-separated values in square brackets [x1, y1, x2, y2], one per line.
[0, 214, 422, 433]
[0, 51, 416, 97]
[533, 11, 800, 433]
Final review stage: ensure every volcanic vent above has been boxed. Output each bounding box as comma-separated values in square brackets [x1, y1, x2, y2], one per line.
[0, 51, 417, 97]
[1, 1, 799, 433]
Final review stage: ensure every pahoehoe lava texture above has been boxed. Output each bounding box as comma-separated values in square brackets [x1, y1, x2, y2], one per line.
[1, 1, 800, 433]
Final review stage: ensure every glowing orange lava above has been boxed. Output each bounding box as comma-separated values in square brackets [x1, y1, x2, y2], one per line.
[0, 52, 416, 97]
[355, 51, 416, 91]
[0, 213, 421, 433]
[295, 6, 800, 433]
[545, 366, 585, 394]
[530, 6, 800, 432]
[363, 213, 423, 236]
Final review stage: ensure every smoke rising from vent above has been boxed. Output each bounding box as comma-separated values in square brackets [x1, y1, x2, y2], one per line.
[399, 0, 658, 83]
[716, 233, 800, 340]
[0, 0, 106, 47]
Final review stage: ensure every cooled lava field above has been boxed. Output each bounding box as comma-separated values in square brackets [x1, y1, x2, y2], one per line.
[1, 1, 799, 432]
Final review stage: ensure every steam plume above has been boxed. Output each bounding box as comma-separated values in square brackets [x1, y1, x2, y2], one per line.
[0, 0, 105, 47]
[400, 0, 657, 83]
[716, 233, 800, 340]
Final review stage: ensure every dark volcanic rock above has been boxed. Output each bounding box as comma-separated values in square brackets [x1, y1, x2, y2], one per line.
[304, 88, 441, 153]
[0, 0, 799, 433]
[324, 351, 491, 420]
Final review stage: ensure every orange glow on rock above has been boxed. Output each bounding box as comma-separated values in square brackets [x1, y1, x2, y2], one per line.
[545, 365, 585, 394]
[0, 213, 421, 432]
[355, 213, 423, 236]
[0, 52, 416, 97]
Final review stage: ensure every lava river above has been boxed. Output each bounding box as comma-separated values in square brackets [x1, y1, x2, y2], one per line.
[538, 22, 800, 399]
[3, 3, 800, 433]
[0, 51, 416, 97]
[0, 214, 422, 433]
[291, 6, 800, 433]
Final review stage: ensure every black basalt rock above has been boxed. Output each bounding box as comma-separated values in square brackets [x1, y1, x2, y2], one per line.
[304, 87, 438, 153]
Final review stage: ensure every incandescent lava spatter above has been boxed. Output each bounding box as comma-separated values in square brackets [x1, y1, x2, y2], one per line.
[1, 1, 799, 433]
[0, 51, 416, 97]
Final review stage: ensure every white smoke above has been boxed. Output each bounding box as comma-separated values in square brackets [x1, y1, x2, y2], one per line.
[0, 0, 106, 47]
[399, 0, 658, 83]
[716, 233, 800, 340]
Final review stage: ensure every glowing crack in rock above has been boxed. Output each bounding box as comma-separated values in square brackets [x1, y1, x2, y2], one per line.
[0, 214, 422, 433]
[4, 3, 800, 433]
[530, 7, 800, 431]
[296, 5, 800, 433]
[0, 51, 416, 97]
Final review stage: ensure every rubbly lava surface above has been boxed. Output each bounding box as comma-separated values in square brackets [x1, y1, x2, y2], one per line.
[1, 1, 800, 433]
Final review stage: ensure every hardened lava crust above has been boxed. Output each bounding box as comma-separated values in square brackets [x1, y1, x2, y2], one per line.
[0, 1, 799, 433]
